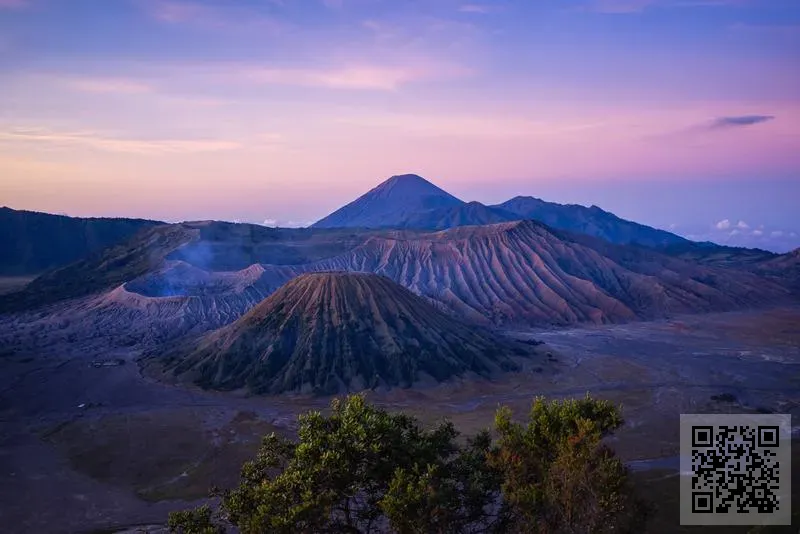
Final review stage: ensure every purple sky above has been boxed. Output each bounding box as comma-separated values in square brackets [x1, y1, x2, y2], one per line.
[0, 0, 798, 251]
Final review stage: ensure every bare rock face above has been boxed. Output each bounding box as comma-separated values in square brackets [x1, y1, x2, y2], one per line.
[299, 220, 790, 326]
[160, 272, 524, 395]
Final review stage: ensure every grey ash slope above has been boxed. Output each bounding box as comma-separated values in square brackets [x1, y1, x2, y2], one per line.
[160, 272, 526, 395]
[492, 196, 686, 248]
[300, 220, 789, 326]
[311, 174, 464, 229]
[4, 220, 792, 344]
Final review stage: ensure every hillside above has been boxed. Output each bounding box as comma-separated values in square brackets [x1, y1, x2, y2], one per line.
[492, 196, 686, 247]
[311, 174, 463, 228]
[0, 207, 162, 275]
[4, 220, 791, 332]
[0, 222, 386, 313]
[657, 241, 777, 268]
[299, 221, 788, 325]
[755, 248, 800, 293]
[159, 272, 525, 395]
[402, 201, 518, 230]
[0, 224, 198, 312]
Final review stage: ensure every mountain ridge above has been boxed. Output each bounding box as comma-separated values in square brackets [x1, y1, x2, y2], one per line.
[491, 196, 687, 248]
[0, 206, 163, 276]
[311, 174, 687, 247]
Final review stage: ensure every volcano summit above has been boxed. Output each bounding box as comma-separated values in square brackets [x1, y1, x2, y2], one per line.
[158, 272, 528, 395]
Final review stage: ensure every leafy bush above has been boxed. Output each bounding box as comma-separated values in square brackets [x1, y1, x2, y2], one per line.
[169, 394, 647, 533]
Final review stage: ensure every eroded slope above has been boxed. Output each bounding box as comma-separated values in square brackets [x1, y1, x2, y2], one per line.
[159, 272, 526, 394]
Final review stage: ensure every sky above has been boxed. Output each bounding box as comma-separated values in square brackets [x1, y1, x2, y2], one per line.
[0, 0, 798, 251]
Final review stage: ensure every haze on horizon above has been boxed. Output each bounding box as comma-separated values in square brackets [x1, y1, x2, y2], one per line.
[0, 0, 798, 251]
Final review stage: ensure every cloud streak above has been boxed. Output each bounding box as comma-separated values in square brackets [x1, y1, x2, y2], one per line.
[0, 0, 27, 9]
[458, 4, 493, 14]
[586, 0, 654, 14]
[709, 115, 775, 129]
[650, 113, 779, 141]
[240, 63, 470, 90]
[0, 127, 242, 154]
[65, 77, 155, 94]
[584, 0, 748, 13]
[144, 0, 285, 33]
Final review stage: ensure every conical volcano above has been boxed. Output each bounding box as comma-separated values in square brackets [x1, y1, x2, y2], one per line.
[311, 174, 463, 229]
[161, 272, 523, 394]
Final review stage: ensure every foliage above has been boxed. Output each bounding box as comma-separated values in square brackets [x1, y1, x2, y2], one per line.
[168, 394, 647, 534]
[167, 505, 224, 534]
[490, 395, 648, 533]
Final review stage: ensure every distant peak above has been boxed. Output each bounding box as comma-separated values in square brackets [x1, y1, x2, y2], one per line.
[311, 172, 463, 228]
[369, 173, 461, 201]
[388, 173, 425, 181]
[381, 173, 432, 188]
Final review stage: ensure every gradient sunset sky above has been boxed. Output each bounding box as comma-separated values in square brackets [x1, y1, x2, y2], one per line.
[1, 0, 798, 250]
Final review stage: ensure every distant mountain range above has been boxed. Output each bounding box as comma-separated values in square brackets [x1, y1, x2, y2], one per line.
[2, 174, 797, 325]
[3, 178, 798, 396]
[4, 219, 791, 328]
[1, 174, 690, 278]
[312, 174, 687, 248]
[492, 196, 687, 248]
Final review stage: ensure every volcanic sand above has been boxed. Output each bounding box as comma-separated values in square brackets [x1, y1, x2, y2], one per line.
[0, 307, 798, 533]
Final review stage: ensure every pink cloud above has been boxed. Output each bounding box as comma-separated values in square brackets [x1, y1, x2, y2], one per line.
[0, 127, 242, 154]
[150, 1, 207, 22]
[0, 0, 28, 9]
[66, 77, 154, 95]
[585, 0, 655, 13]
[241, 63, 470, 90]
[458, 4, 492, 14]
[729, 23, 800, 37]
[145, 0, 285, 33]
[583, 0, 748, 13]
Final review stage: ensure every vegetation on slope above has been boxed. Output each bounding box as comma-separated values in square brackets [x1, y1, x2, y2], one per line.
[168, 394, 648, 534]
[0, 206, 162, 275]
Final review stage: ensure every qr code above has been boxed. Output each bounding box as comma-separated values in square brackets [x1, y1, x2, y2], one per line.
[680, 414, 791, 526]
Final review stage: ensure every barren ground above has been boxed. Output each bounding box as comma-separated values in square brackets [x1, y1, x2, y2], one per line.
[0, 307, 798, 533]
